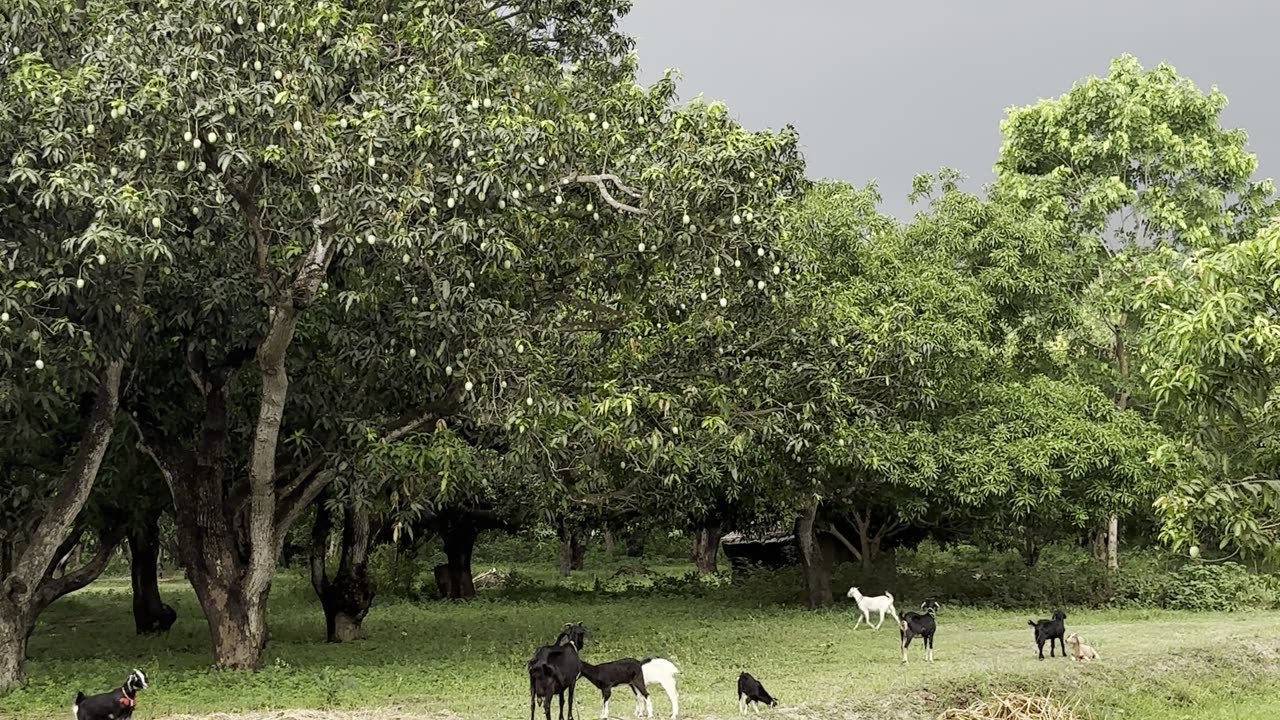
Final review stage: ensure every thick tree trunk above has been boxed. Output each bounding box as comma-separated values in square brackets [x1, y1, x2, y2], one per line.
[691, 525, 722, 575]
[311, 495, 375, 642]
[0, 614, 29, 694]
[128, 513, 176, 634]
[203, 590, 269, 670]
[438, 522, 478, 600]
[795, 499, 833, 609]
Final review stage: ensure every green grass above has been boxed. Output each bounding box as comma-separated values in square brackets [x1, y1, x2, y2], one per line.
[7, 568, 1280, 719]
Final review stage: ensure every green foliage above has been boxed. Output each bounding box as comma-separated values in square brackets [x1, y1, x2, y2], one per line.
[1135, 222, 1280, 555]
[996, 54, 1275, 249]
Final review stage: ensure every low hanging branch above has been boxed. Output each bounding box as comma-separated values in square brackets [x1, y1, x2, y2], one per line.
[559, 174, 649, 215]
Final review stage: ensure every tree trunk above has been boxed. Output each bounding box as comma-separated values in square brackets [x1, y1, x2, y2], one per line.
[0, 614, 29, 694]
[128, 512, 176, 634]
[0, 359, 124, 692]
[311, 495, 375, 642]
[691, 525, 722, 575]
[603, 530, 615, 557]
[1, 538, 12, 580]
[624, 527, 645, 557]
[1091, 523, 1108, 564]
[203, 590, 269, 670]
[438, 521, 478, 600]
[558, 525, 584, 577]
[795, 499, 833, 609]
[1022, 534, 1041, 568]
[1107, 516, 1119, 572]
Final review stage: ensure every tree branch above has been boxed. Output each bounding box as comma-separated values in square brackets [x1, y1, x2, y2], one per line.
[34, 529, 123, 610]
[558, 174, 648, 214]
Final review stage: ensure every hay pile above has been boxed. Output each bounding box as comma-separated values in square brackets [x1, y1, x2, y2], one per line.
[938, 692, 1084, 720]
[471, 567, 510, 588]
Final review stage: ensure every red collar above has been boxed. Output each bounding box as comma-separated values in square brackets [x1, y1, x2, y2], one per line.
[120, 695, 136, 708]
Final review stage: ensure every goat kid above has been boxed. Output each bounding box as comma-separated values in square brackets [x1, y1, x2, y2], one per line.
[528, 630, 583, 720]
[579, 658, 648, 720]
[899, 599, 940, 665]
[1027, 610, 1067, 660]
[73, 669, 148, 720]
[636, 657, 680, 719]
[846, 586, 898, 630]
[1065, 633, 1099, 662]
[736, 672, 777, 714]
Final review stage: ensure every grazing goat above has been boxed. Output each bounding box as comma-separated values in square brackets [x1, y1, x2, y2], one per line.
[1066, 632, 1099, 662]
[638, 657, 680, 719]
[579, 658, 648, 720]
[846, 586, 898, 630]
[1028, 610, 1067, 660]
[528, 631, 583, 720]
[737, 672, 777, 714]
[73, 669, 148, 720]
[899, 599, 940, 664]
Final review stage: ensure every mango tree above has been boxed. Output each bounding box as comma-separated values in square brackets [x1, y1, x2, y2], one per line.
[5, 0, 802, 668]
[994, 54, 1277, 565]
[1134, 221, 1280, 557]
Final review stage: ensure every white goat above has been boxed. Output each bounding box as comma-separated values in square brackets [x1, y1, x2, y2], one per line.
[632, 657, 679, 719]
[846, 586, 898, 630]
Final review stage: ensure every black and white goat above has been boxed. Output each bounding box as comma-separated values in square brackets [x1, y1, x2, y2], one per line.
[899, 599, 940, 664]
[1028, 610, 1067, 660]
[529, 624, 585, 720]
[737, 672, 776, 714]
[73, 669, 148, 720]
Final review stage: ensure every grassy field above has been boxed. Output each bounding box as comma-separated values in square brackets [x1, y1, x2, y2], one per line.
[6, 566, 1280, 720]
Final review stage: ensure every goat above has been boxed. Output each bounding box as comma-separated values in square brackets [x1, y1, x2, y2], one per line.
[1028, 610, 1067, 660]
[578, 658, 648, 720]
[736, 672, 776, 714]
[1065, 632, 1099, 662]
[528, 630, 583, 720]
[557, 622, 587, 650]
[73, 669, 148, 720]
[638, 657, 680, 719]
[899, 599, 940, 664]
[846, 586, 898, 630]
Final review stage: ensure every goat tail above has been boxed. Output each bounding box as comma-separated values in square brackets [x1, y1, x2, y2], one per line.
[885, 591, 894, 602]
[1027, 620, 1036, 627]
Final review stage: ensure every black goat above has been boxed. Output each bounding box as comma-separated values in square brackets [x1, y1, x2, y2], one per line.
[737, 672, 777, 714]
[528, 624, 585, 720]
[580, 658, 648, 719]
[556, 622, 587, 650]
[73, 669, 148, 720]
[1028, 610, 1067, 660]
[899, 599, 940, 664]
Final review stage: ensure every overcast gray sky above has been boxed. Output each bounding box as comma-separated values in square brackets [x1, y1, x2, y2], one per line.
[622, 0, 1278, 219]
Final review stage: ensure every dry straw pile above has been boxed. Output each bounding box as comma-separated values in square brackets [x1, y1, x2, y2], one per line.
[938, 692, 1084, 720]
